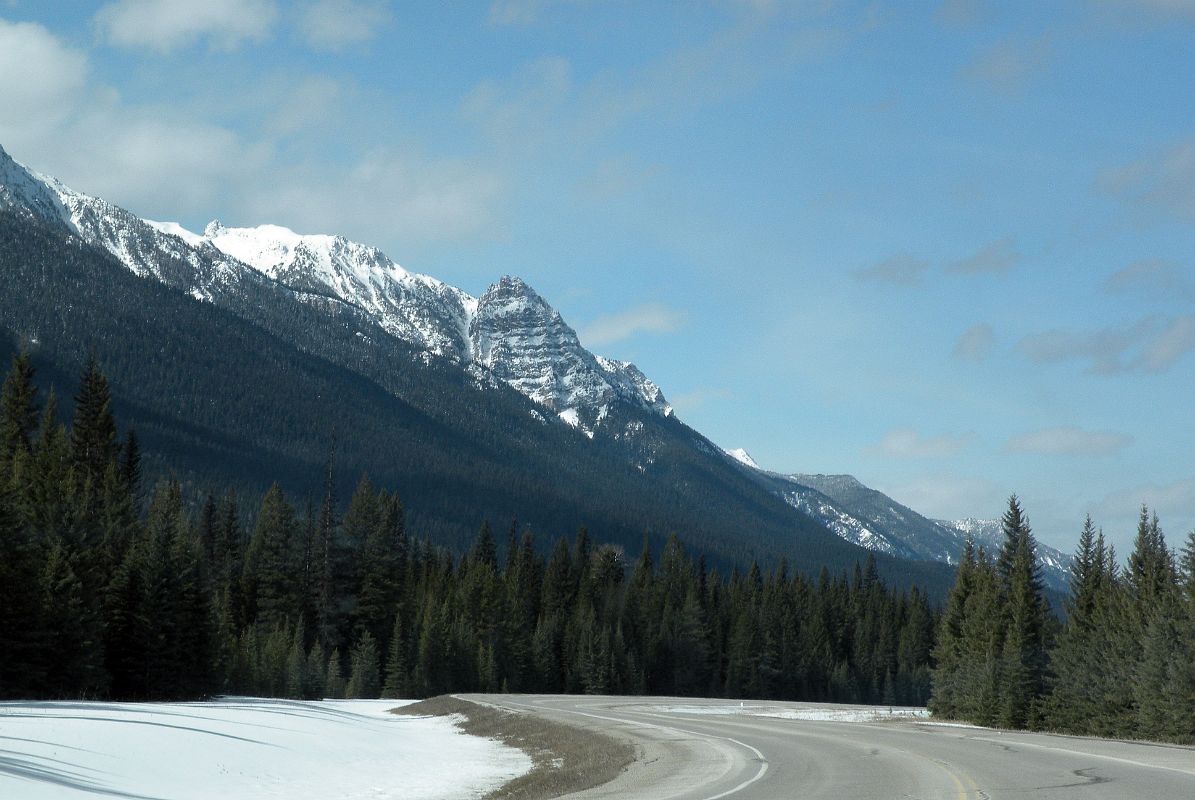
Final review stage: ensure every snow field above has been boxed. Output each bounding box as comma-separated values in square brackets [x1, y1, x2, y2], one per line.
[0, 698, 532, 800]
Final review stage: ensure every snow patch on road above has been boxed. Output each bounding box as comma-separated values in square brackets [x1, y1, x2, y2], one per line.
[0, 697, 531, 800]
[651, 702, 930, 723]
[756, 707, 930, 722]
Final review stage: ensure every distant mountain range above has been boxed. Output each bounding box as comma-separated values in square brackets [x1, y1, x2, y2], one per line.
[0, 145, 1070, 594]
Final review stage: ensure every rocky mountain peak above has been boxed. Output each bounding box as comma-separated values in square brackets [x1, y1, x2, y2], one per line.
[0, 144, 671, 426]
[0, 148, 70, 228]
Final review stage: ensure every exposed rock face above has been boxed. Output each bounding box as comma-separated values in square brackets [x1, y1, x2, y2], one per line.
[469, 276, 670, 418]
[0, 146, 668, 428]
[0, 147, 265, 302]
[198, 221, 476, 360]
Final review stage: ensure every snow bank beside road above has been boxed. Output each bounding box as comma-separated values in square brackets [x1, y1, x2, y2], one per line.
[0, 697, 531, 800]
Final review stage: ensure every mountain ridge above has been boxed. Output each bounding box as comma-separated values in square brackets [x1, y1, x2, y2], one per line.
[0, 142, 993, 595]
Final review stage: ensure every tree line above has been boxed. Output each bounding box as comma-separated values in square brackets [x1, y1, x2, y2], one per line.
[930, 496, 1195, 744]
[0, 352, 938, 704]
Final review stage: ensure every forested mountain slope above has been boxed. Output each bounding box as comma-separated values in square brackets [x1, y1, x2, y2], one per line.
[0, 208, 956, 594]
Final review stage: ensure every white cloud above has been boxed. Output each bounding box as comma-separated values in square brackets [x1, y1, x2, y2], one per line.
[0, 17, 504, 247]
[1105, 259, 1195, 301]
[250, 149, 504, 245]
[952, 323, 995, 362]
[299, 0, 391, 52]
[488, 0, 566, 26]
[875, 428, 974, 459]
[669, 386, 731, 415]
[963, 35, 1051, 96]
[265, 75, 344, 136]
[853, 253, 931, 286]
[935, 0, 986, 27]
[466, 8, 850, 157]
[462, 56, 573, 147]
[95, 0, 278, 53]
[1101, 135, 1195, 224]
[876, 474, 1003, 521]
[577, 155, 663, 200]
[1101, 0, 1195, 19]
[0, 18, 88, 139]
[1006, 426, 1133, 457]
[1096, 477, 1195, 542]
[579, 303, 684, 347]
[1143, 315, 1195, 370]
[1017, 314, 1195, 374]
[946, 237, 1020, 275]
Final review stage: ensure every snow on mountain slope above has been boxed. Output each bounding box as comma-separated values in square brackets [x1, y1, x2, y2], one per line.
[718, 451, 915, 557]
[783, 489, 906, 557]
[718, 448, 1073, 589]
[0, 146, 72, 226]
[192, 220, 477, 360]
[470, 276, 671, 420]
[725, 447, 760, 469]
[0, 145, 668, 425]
[937, 517, 1072, 588]
[1, 147, 271, 303]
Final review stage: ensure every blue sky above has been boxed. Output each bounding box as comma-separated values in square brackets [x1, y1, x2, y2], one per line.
[2, 0, 1194, 554]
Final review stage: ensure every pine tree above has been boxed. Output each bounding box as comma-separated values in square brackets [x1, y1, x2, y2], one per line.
[0, 348, 38, 463]
[120, 429, 142, 511]
[929, 539, 975, 718]
[1043, 516, 1107, 731]
[995, 496, 1048, 728]
[244, 484, 300, 631]
[357, 492, 405, 648]
[70, 356, 118, 487]
[382, 611, 407, 698]
[0, 471, 45, 697]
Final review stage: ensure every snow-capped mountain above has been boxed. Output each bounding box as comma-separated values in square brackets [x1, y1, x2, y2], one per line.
[0, 143, 1052, 595]
[722, 453, 1073, 591]
[936, 517, 1072, 587]
[725, 448, 760, 469]
[183, 220, 477, 359]
[469, 276, 670, 425]
[0, 145, 667, 430]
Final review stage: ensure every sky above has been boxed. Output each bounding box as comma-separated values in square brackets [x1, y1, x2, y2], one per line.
[1, 0, 1194, 555]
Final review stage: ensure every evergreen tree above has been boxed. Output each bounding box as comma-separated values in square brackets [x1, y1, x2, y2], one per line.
[244, 484, 300, 631]
[1044, 516, 1108, 731]
[69, 356, 118, 487]
[995, 496, 1048, 728]
[120, 429, 142, 511]
[382, 611, 407, 698]
[929, 539, 975, 718]
[0, 348, 38, 463]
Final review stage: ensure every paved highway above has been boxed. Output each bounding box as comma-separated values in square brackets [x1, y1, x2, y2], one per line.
[472, 695, 1195, 799]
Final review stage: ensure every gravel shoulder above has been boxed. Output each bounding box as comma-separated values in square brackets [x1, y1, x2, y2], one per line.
[393, 695, 635, 800]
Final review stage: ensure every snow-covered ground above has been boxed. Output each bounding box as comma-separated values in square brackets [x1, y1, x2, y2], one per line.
[650, 701, 930, 723]
[0, 698, 531, 800]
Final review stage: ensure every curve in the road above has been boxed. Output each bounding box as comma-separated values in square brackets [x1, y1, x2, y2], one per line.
[476, 695, 1195, 800]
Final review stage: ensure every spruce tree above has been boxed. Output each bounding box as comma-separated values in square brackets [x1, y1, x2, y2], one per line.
[1044, 516, 1107, 731]
[0, 349, 38, 463]
[382, 611, 407, 698]
[244, 484, 300, 631]
[995, 496, 1048, 728]
[929, 539, 975, 718]
[0, 473, 45, 697]
[70, 356, 118, 487]
[120, 429, 141, 511]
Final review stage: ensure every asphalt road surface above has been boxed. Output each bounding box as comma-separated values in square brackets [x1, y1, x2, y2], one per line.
[471, 695, 1195, 800]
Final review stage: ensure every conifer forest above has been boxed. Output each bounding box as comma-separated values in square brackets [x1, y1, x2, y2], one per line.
[3, 351, 1195, 746]
[0, 352, 937, 706]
